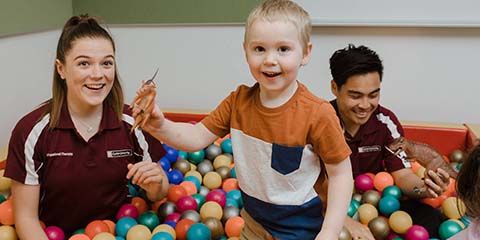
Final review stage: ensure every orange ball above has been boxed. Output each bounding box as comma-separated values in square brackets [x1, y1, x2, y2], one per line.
[225, 216, 244, 238]
[175, 219, 195, 240]
[0, 198, 14, 225]
[131, 197, 148, 215]
[85, 220, 110, 238]
[102, 220, 116, 235]
[373, 172, 394, 192]
[222, 178, 239, 192]
[410, 161, 421, 173]
[151, 198, 167, 212]
[180, 181, 197, 196]
[444, 179, 456, 197]
[69, 234, 90, 240]
[421, 194, 448, 208]
[167, 185, 188, 203]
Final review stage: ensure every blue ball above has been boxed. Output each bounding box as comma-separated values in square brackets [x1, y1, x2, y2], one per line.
[164, 220, 177, 229]
[165, 146, 179, 163]
[128, 183, 138, 197]
[347, 199, 360, 217]
[115, 237, 125, 240]
[226, 189, 243, 208]
[220, 138, 233, 154]
[115, 217, 137, 237]
[225, 197, 239, 208]
[230, 167, 237, 178]
[186, 223, 212, 240]
[378, 196, 400, 216]
[184, 176, 201, 190]
[159, 157, 171, 171]
[168, 169, 184, 185]
[151, 232, 174, 240]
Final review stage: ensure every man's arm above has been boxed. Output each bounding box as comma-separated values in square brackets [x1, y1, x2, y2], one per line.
[391, 168, 449, 199]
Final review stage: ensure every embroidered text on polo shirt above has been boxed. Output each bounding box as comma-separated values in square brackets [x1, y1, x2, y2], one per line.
[358, 145, 381, 153]
[46, 152, 74, 157]
[107, 149, 133, 158]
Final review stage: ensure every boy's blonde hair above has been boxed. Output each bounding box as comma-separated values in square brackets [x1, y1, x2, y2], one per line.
[244, 0, 312, 53]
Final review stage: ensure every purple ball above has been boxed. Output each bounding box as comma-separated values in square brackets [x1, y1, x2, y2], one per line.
[116, 203, 139, 220]
[45, 226, 65, 240]
[176, 196, 198, 213]
[354, 174, 374, 192]
[405, 225, 429, 240]
[206, 189, 227, 208]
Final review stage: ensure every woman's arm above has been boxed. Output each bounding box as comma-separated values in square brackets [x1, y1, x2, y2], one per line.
[11, 181, 48, 240]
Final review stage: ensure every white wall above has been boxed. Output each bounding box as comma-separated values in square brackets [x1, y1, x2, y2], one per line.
[1, 25, 479, 147]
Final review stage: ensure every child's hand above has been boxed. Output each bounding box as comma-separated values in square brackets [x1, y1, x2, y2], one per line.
[341, 217, 375, 240]
[127, 162, 167, 200]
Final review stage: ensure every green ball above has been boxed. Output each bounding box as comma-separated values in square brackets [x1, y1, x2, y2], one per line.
[382, 185, 402, 199]
[439, 220, 463, 240]
[178, 150, 188, 160]
[138, 211, 160, 231]
[188, 150, 205, 165]
[192, 193, 206, 211]
[348, 199, 360, 217]
[72, 228, 85, 234]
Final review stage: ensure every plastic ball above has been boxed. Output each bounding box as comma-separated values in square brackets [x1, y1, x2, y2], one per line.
[0, 172, 11, 192]
[152, 224, 176, 239]
[347, 199, 360, 217]
[184, 175, 201, 190]
[198, 186, 210, 197]
[157, 201, 177, 221]
[179, 181, 197, 196]
[165, 146, 179, 163]
[378, 196, 401, 216]
[438, 220, 463, 240]
[180, 209, 201, 223]
[168, 169, 184, 185]
[176, 196, 198, 213]
[368, 216, 390, 239]
[126, 224, 151, 240]
[186, 223, 212, 240]
[206, 189, 227, 208]
[203, 172, 222, 189]
[205, 144, 222, 160]
[215, 166, 231, 180]
[405, 225, 429, 240]
[185, 171, 203, 184]
[178, 150, 188, 160]
[188, 150, 205, 165]
[92, 232, 116, 240]
[200, 201, 223, 221]
[174, 159, 192, 175]
[226, 190, 243, 208]
[159, 157, 171, 172]
[362, 190, 381, 207]
[0, 198, 14, 225]
[115, 217, 138, 238]
[449, 149, 466, 163]
[222, 178, 239, 192]
[230, 167, 236, 178]
[338, 227, 352, 240]
[167, 185, 188, 203]
[382, 185, 402, 199]
[85, 220, 110, 238]
[165, 212, 181, 223]
[355, 174, 374, 192]
[116, 204, 139, 220]
[151, 232, 174, 240]
[131, 197, 148, 215]
[374, 172, 394, 192]
[224, 216, 244, 238]
[0, 225, 17, 240]
[175, 219, 195, 240]
[213, 155, 233, 170]
[102, 220, 115, 235]
[69, 234, 90, 240]
[197, 160, 214, 176]
[202, 217, 224, 239]
[45, 226, 65, 240]
[442, 197, 466, 219]
[220, 138, 233, 154]
[222, 206, 240, 223]
[358, 203, 378, 225]
[421, 194, 448, 208]
[389, 211, 413, 234]
[138, 211, 160, 231]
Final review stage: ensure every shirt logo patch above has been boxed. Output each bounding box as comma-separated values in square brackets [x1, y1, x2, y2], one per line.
[107, 149, 133, 158]
[46, 152, 73, 157]
[358, 145, 381, 153]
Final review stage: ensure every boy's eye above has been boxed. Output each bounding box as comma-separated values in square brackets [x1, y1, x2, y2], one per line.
[254, 46, 265, 52]
[278, 46, 290, 53]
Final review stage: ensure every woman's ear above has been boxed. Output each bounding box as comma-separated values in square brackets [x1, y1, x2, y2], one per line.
[55, 59, 65, 80]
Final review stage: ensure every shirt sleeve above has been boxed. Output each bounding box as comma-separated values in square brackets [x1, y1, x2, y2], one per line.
[310, 103, 352, 164]
[201, 91, 235, 138]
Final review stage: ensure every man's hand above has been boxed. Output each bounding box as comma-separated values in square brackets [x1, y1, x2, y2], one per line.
[343, 217, 375, 240]
[423, 168, 450, 198]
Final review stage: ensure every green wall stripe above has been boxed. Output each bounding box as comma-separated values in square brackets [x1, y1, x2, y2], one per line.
[73, 0, 261, 24]
[0, 0, 72, 37]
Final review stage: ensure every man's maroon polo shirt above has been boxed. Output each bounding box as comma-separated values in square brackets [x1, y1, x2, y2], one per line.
[5, 102, 165, 235]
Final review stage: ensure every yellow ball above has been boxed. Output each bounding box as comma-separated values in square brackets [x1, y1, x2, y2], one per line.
[92, 232, 116, 240]
[0, 225, 17, 240]
[442, 197, 466, 219]
[126, 224, 151, 240]
[0, 170, 12, 192]
[0, 146, 7, 160]
[213, 154, 233, 169]
[358, 203, 378, 225]
[200, 201, 223, 220]
[203, 172, 222, 189]
[152, 224, 176, 239]
[389, 210, 412, 234]
[185, 170, 202, 183]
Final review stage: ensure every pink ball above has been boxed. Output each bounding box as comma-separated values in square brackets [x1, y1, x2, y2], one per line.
[405, 225, 429, 240]
[176, 196, 198, 213]
[45, 226, 65, 240]
[355, 174, 374, 192]
[206, 189, 227, 208]
[116, 203, 139, 220]
[165, 212, 181, 223]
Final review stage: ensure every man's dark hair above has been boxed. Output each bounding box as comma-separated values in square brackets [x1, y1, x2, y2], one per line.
[329, 44, 383, 89]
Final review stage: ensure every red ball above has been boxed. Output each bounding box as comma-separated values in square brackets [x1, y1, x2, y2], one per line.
[44, 226, 65, 240]
[355, 174, 374, 192]
[165, 212, 182, 223]
[405, 225, 429, 240]
[206, 189, 227, 208]
[176, 196, 198, 213]
[116, 203, 139, 220]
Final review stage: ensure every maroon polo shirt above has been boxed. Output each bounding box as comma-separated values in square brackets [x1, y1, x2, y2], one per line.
[330, 100, 410, 178]
[5, 102, 165, 235]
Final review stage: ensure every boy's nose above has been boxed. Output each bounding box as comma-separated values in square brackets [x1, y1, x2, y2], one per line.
[263, 52, 278, 66]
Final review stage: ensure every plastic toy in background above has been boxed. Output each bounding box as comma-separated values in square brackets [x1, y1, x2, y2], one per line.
[130, 68, 159, 132]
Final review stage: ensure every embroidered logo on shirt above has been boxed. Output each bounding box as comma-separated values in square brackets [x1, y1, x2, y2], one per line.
[46, 152, 73, 157]
[358, 145, 381, 153]
[107, 149, 133, 158]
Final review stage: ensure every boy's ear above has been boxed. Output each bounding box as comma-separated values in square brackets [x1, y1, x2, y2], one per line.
[301, 42, 313, 66]
[242, 42, 249, 61]
[331, 80, 339, 96]
[55, 59, 66, 80]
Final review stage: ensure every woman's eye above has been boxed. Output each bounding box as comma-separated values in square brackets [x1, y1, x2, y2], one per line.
[78, 61, 89, 66]
[103, 60, 114, 66]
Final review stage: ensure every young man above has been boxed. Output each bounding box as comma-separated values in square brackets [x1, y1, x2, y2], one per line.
[329, 44, 450, 239]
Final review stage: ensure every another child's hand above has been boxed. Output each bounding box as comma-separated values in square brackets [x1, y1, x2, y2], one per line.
[126, 162, 167, 200]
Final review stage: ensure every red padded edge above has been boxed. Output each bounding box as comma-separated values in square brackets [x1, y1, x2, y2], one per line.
[403, 125, 467, 156]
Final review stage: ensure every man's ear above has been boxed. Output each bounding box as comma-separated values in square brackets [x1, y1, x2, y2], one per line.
[55, 59, 65, 80]
[331, 80, 339, 97]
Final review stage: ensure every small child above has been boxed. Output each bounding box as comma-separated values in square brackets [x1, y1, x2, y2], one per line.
[132, 0, 353, 239]
[451, 144, 480, 240]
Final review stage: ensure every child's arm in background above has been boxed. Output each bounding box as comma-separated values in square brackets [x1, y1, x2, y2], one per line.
[316, 158, 353, 240]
